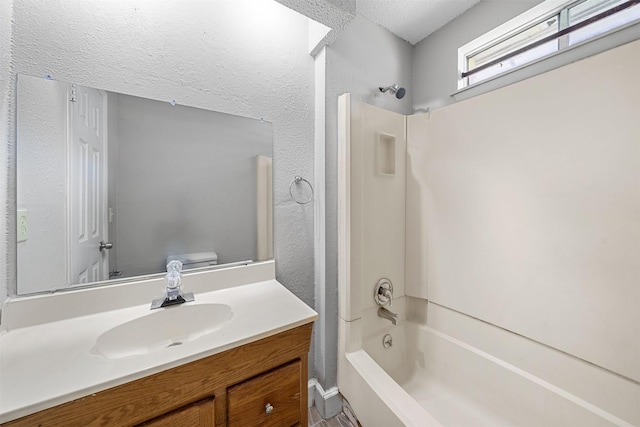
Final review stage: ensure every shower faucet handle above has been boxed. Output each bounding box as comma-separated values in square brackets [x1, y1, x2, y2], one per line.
[374, 278, 394, 307]
[380, 288, 392, 307]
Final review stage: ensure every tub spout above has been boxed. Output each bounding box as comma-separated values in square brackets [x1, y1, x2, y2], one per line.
[378, 307, 398, 325]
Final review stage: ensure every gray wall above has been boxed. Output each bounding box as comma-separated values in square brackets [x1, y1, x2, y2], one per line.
[413, 0, 544, 111]
[115, 94, 270, 277]
[1, 1, 315, 327]
[318, 15, 414, 392]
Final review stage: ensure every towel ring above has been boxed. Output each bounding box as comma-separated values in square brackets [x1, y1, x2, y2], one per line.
[289, 175, 314, 205]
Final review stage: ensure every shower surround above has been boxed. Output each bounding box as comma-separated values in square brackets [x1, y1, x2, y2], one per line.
[337, 40, 640, 426]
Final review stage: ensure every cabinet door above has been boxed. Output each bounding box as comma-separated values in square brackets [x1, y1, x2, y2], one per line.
[139, 397, 214, 426]
[227, 360, 301, 427]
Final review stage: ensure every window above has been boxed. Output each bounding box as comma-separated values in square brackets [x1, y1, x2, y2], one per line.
[458, 0, 640, 89]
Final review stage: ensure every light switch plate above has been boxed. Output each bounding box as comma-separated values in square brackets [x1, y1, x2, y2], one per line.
[17, 209, 28, 242]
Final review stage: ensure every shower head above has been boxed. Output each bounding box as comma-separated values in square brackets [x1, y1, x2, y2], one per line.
[379, 84, 406, 99]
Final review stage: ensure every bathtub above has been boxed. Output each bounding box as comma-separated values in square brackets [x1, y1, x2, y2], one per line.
[338, 298, 637, 427]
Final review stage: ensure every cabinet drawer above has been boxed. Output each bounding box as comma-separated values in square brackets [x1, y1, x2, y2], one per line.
[227, 360, 301, 427]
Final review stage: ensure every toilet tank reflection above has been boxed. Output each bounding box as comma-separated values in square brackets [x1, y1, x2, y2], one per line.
[167, 252, 218, 270]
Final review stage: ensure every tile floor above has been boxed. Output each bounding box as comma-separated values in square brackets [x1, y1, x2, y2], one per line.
[308, 406, 356, 427]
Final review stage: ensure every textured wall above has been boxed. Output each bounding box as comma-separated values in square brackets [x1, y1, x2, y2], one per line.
[319, 15, 413, 391]
[2, 1, 315, 316]
[0, 0, 14, 307]
[412, 0, 543, 111]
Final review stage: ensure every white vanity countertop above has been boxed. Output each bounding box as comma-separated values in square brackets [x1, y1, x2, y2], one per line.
[0, 262, 317, 423]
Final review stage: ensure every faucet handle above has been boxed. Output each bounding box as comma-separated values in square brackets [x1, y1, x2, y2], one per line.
[374, 278, 394, 307]
[381, 289, 393, 307]
[165, 270, 183, 301]
[167, 259, 183, 273]
[166, 270, 182, 289]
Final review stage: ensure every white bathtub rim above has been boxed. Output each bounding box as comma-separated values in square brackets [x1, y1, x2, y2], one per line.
[345, 349, 443, 427]
[410, 323, 635, 427]
[424, 300, 639, 424]
[346, 322, 634, 427]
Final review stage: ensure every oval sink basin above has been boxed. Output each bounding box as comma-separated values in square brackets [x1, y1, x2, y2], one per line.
[95, 303, 232, 359]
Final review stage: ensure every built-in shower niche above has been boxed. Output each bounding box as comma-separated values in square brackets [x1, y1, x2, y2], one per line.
[376, 133, 396, 176]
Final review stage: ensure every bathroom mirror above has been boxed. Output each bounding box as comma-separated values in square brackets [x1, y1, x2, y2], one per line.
[16, 74, 273, 295]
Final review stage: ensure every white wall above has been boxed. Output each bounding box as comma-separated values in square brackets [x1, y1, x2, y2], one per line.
[412, 0, 544, 111]
[2, 0, 315, 325]
[16, 76, 68, 294]
[407, 40, 640, 382]
[318, 14, 413, 400]
[338, 96, 407, 323]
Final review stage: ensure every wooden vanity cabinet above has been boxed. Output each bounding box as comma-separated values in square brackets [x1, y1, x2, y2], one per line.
[2, 323, 313, 427]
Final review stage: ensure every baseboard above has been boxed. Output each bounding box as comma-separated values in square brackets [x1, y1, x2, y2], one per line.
[308, 378, 342, 419]
[342, 397, 361, 427]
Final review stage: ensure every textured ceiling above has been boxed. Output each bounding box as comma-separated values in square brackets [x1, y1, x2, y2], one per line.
[356, 0, 482, 44]
[276, 0, 482, 46]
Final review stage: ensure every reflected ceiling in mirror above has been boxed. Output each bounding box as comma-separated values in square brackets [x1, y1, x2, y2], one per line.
[16, 74, 273, 295]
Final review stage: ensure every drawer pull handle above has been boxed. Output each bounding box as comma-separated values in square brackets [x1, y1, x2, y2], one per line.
[265, 403, 274, 414]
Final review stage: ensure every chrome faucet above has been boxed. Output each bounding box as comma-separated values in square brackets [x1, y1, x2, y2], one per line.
[378, 307, 398, 325]
[151, 260, 195, 309]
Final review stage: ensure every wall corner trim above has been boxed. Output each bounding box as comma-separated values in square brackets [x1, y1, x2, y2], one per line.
[308, 378, 342, 419]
